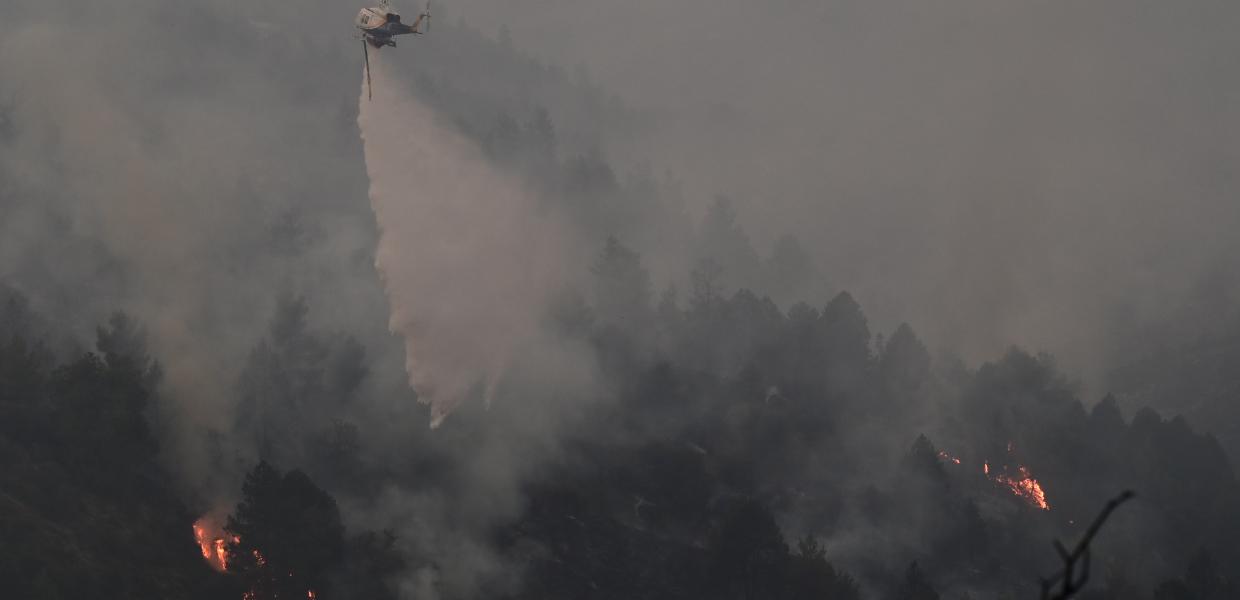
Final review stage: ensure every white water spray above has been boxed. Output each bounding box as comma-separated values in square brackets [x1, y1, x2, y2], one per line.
[358, 54, 569, 427]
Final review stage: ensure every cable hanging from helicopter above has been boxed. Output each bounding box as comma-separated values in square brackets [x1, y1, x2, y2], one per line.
[356, 0, 431, 100]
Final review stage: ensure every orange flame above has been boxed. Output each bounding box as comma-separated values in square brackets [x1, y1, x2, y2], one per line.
[195, 517, 318, 600]
[193, 516, 239, 572]
[987, 443, 1049, 510]
[194, 523, 212, 560]
[992, 465, 1050, 510]
[935, 446, 1050, 510]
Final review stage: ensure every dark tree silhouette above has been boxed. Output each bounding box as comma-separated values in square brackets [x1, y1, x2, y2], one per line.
[710, 500, 790, 600]
[903, 434, 948, 487]
[225, 462, 345, 600]
[890, 562, 940, 600]
[879, 323, 931, 394]
[590, 236, 653, 329]
[821, 292, 872, 364]
[331, 530, 407, 600]
[787, 536, 860, 600]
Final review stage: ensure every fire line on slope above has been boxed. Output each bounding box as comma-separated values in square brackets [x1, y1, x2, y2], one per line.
[938, 444, 1050, 510]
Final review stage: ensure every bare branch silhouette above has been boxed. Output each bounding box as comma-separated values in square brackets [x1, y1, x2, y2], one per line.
[1040, 490, 1136, 600]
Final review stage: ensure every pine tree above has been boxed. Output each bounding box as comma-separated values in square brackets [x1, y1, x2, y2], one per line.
[225, 462, 345, 600]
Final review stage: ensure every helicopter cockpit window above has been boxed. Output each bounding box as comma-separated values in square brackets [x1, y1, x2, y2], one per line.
[361, 14, 370, 24]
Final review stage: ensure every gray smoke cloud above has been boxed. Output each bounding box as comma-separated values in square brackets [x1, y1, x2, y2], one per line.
[2, 0, 1236, 452]
[5, 0, 1234, 474]
[359, 52, 583, 426]
[0, 0, 390, 501]
[443, 0, 1240, 391]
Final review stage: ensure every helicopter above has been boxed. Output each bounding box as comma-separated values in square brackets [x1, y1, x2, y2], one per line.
[356, 0, 430, 99]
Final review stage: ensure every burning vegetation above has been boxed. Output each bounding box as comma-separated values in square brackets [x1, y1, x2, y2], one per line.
[195, 514, 320, 600]
[193, 517, 236, 572]
[190, 463, 343, 600]
[938, 444, 1051, 510]
[992, 465, 1050, 510]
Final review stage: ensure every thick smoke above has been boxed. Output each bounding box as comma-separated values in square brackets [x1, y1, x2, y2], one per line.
[446, 0, 1240, 391]
[359, 52, 576, 426]
[0, 0, 391, 503]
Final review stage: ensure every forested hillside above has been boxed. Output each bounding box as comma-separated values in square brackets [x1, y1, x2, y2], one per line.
[4, 260, 1239, 598]
[3, 3, 1240, 600]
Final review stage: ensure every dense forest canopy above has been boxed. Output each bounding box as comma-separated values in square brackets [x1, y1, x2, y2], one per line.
[3, 0, 1240, 599]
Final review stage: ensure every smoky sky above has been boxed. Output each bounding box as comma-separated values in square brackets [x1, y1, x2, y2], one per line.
[3, 0, 1236, 406]
[445, 0, 1240, 387]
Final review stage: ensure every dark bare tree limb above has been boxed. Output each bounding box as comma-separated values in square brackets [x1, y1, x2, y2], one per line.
[1040, 490, 1135, 600]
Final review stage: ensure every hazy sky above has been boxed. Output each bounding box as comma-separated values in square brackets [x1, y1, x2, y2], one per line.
[441, 0, 1240, 384]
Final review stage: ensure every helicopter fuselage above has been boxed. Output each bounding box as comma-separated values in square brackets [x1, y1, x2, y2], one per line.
[356, 7, 419, 47]
[357, 1, 429, 99]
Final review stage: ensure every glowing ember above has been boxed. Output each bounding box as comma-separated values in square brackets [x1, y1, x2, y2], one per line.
[937, 450, 962, 465]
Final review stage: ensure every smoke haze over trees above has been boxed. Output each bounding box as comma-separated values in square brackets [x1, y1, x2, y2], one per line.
[3, 0, 1240, 598]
